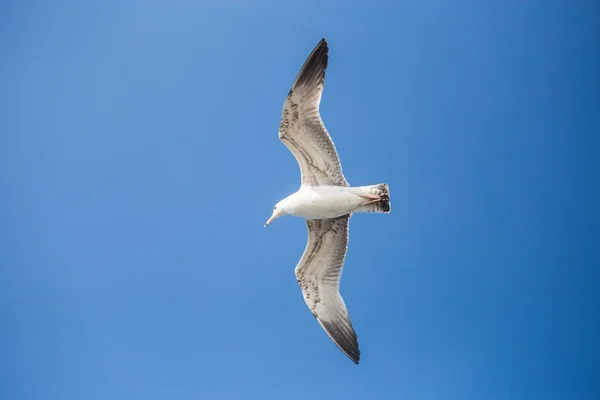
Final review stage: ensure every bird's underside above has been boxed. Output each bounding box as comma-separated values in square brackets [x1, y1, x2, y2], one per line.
[276, 38, 363, 364]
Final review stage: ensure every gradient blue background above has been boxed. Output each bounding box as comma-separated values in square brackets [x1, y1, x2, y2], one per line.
[1, 1, 599, 399]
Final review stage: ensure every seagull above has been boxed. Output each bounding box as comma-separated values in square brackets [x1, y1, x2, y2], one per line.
[265, 38, 391, 365]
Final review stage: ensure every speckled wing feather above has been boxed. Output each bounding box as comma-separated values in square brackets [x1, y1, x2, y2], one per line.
[294, 214, 360, 364]
[279, 39, 349, 187]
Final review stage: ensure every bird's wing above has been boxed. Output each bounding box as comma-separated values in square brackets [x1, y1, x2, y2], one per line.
[294, 214, 359, 364]
[279, 39, 349, 187]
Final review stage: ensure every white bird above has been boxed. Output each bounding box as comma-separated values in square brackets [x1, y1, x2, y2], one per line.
[265, 38, 391, 365]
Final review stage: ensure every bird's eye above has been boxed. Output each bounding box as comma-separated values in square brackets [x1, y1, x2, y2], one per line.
[274, 206, 277, 210]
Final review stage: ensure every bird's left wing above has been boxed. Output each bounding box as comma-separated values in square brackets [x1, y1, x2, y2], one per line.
[279, 39, 348, 187]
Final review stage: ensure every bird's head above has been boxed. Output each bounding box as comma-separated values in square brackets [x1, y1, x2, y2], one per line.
[264, 200, 288, 227]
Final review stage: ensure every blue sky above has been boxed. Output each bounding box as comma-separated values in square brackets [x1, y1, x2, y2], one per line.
[1, 1, 599, 399]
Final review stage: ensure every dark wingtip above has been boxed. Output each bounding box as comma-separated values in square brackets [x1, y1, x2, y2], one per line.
[291, 38, 329, 91]
[320, 319, 361, 365]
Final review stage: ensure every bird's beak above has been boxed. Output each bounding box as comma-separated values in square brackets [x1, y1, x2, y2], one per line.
[264, 209, 280, 227]
[264, 215, 275, 227]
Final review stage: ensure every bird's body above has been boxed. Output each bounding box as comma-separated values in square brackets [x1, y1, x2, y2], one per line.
[265, 38, 391, 365]
[280, 185, 390, 220]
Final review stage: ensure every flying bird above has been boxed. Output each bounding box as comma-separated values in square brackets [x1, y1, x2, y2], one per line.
[265, 38, 391, 364]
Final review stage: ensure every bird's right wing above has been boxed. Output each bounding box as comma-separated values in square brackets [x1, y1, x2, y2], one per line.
[294, 214, 359, 364]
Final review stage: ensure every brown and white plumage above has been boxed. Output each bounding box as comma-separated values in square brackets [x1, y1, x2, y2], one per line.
[294, 214, 360, 364]
[279, 39, 359, 364]
[267, 38, 391, 365]
[279, 39, 349, 187]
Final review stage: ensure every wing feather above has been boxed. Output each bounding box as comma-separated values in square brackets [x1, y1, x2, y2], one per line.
[279, 39, 348, 187]
[294, 215, 360, 364]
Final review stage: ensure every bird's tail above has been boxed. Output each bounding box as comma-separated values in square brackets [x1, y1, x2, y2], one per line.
[353, 183, 391, 214]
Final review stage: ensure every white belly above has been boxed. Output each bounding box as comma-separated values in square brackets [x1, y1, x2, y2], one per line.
[286, 186, 364, 220]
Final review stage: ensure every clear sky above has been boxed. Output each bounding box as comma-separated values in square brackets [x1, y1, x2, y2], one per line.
[1, 1, 599, 399]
